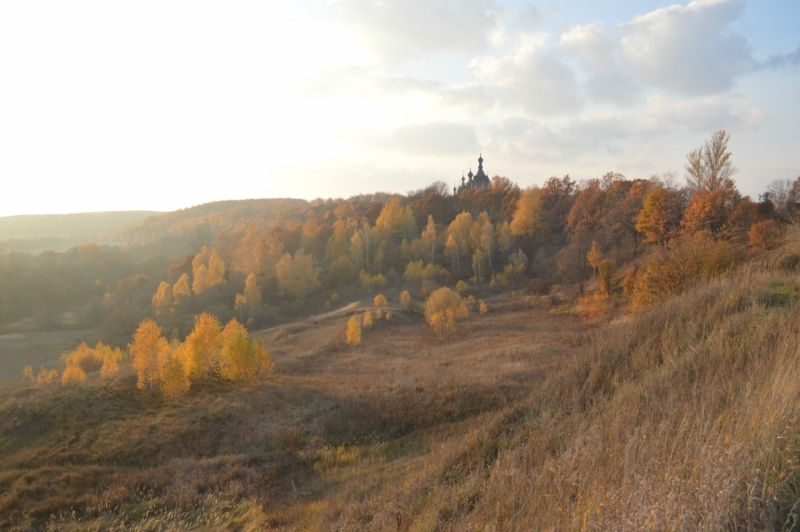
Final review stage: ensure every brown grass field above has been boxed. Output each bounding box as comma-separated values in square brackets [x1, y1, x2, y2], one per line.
[2, 258, 800, 530]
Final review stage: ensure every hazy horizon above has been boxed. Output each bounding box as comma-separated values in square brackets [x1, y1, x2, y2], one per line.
[1, 0, 798, 217]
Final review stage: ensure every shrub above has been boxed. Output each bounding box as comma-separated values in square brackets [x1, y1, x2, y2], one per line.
[424, 287, 469, 339]
[61, 366, 86, 387]
[748, 220, 786, 251]
[524, 278, 552, 295]
[399, 290, 411, 310]
[456, 280, 468, 294]
[630, 236, 739, 310]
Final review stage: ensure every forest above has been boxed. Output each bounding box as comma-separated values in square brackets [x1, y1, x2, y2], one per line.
[0, 131, 796, 348]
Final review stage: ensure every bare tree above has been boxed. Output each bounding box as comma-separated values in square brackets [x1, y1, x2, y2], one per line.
[684, 130, 738, 192]
[766, 179, 796, 222]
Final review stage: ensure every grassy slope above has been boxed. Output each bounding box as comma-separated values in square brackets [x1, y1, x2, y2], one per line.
[2, 257, 800, 530]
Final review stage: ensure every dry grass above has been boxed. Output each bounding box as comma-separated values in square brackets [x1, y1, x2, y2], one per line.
[4, 254, 800, 530]
[0, 292, 591, 530]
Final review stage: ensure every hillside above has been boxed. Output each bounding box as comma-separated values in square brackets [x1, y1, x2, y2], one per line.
[1, 251, 800, 530]
[0, 211, 158, 252]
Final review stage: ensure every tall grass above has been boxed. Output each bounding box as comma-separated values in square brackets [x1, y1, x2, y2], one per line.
[364, 263, 800, 530]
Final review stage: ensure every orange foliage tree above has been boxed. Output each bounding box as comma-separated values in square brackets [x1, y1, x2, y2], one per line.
[748, 220, 786, 251]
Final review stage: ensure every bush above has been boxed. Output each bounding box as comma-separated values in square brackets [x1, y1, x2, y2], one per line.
[524, 278, 552, 295]
[424, 287, 469, 339]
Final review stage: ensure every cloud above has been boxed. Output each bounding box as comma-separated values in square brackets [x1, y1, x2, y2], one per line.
[490, 115, 630, 163]
[759, 44, 800, 70]
[294, 66, 494, 111]
[327, 0, 504, 61]
[470, 33, 581, 117]
[353, 121, 479, 156]
[620, 0, 753, 95]
[643, 94, 764, 132]
[557, 23, 640, 106]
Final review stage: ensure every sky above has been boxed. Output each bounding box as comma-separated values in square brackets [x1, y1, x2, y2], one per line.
[0, 0, 798, 216]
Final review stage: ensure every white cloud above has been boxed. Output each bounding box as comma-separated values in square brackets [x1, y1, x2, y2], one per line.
[327, 0, 504, 62]
[491, 115, 630, 163]
[470, 33, 581, 117]
[294, 66, 494, 112]
[644, 94, 764, 131]
[620, 0, 753, 95]
[558, 23, 615, 68]
[352, 121, 479, 156]
[557, 23, 639, 106]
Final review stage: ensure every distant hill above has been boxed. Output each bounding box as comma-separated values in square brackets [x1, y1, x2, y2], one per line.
[0, 211, 159, 252]
[107, 198, 313, 254]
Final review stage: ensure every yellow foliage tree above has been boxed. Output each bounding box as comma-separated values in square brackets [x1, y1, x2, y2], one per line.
[374, 294, 387, 308]
[424, 287, 469, 339]
[192, 247, 226, 294]
[22, 365, 34, 383]
[151, 281, 172, 315]
[244, 272, 262, 311]
[276, 250, 321, 299]
[510, 187, 547, 238]
[479, 300, 488, 316]
[220, 319, 274, 383]
[95, 342, 123, 378]
[184, 313, 222, 379]
[36, 367, 58, 386]
[130, 319, 170, 392]
[399, 290, 411, 310]
[362, 310, 373, 329]
[172, 273, 192, 305]
[346, 315, 361, 346]
[160, 343, 190, 401]
[61, 366, 87, 387]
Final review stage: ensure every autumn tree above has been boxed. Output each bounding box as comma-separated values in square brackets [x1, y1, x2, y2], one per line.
[130, 319, 170, 392]
[598, 259, 614, 296]
[151, 281, 172, 315]
[685, 130, 737, 192]
[22, 365, 34, 383]
[681, 184, 749, 239]
[510, 187, 547, 238]
[420, 215, 438, 265]
[362, 310, 373, 329]
[636, 187, 684, 247]
[172, 273, 192, 305]
[61, 366, 87, 387]
[220, 320, 273, 383]
[479, 300, 488, 316]
[346, 315, 361, 346]
[192, 247, 226, 294]
[329, 255, 356, 287]
[374, 294, 387, 308]
[184, 313, 222, 379]
[424, 287, 469, 339]
[243, 272, 262, 311]
[276, 250, 321, 299]
[159, 343, 190, 401]
[586, 241, 603, 279]
[748, 220, 786, 251]
[399, 290, 411, 310]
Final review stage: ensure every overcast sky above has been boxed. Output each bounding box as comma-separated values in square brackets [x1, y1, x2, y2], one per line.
[1, 0, 798, 216]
